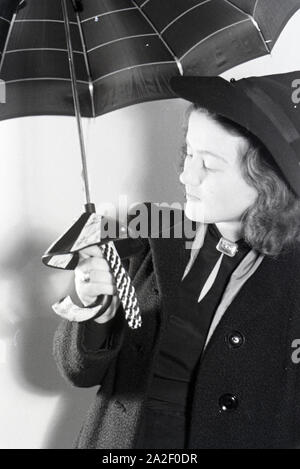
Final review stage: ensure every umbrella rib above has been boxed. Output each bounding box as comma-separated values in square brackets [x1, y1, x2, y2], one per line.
[160, 0, 212, 34]
[0, 16, 10, 24]
[15, 19, 77, 25]
[5, 48, 84, 54]
[130, 0, 183, 75]
[5, 77, 89, 84]
[72, 0, 96, 118]
[253, 0, 259, 18]
[140, 0, 150, 7]
[0, 10, 18, 74]
[87, 33, 157, 53]
[222, 0, 271, 53]
[179, 18, 250, 61]
[92, 61, 176, 84]
[81, 7, 138, 24]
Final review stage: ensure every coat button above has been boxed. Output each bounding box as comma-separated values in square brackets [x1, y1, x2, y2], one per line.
[219, 394, 239, 412]
[226, 331, 245, 348]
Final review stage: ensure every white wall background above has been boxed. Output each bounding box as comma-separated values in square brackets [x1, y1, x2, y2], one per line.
[0, 11, 300, 449]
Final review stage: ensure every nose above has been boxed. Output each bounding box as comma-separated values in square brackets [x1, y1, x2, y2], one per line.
[179, 159, 205, 186]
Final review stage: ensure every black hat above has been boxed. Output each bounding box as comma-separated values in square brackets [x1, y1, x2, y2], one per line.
[170, 72, 300, 198]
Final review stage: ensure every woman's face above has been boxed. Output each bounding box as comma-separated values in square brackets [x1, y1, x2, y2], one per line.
[179, 110, 258, 224]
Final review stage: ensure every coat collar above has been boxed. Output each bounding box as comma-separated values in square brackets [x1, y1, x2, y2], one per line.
[149, 215, 290, 337]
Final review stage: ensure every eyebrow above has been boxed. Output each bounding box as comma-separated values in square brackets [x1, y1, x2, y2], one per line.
[186, 139, 228, 164]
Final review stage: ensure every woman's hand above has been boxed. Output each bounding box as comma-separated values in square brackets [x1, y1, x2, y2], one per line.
[75, 245, 120, 323]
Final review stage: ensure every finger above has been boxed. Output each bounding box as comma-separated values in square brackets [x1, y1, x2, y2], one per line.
[76, 270, 115, 285]
[76, 256, 110, 274]
[78, 282, 117, 297]
[78, 245, 103, 260]
[87, 270, 116, 285]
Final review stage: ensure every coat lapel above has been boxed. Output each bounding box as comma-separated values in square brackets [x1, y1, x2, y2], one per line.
[201, 252, 285, 358]
[149, 210, 196, 326]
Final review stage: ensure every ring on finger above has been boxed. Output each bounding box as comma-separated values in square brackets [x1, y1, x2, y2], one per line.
[81, 272, 91, 283]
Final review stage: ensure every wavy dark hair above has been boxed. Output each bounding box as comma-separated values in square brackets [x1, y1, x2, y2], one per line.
[180, 105, 300, 257]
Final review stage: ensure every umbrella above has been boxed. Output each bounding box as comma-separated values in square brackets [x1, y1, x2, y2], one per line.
[1, 0, 299, 325]
[1, 0, 300, 120]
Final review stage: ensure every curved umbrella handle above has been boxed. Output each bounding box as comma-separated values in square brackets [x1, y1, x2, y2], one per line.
[44, 210, 142, 328]
[86, 294, 113, 319]
[52, 293, 113, 323]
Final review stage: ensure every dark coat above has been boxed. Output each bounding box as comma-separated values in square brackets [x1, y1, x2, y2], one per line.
[53, 205, 300, 449]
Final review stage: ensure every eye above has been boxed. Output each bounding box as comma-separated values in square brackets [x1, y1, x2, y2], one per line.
[203, 161, 214, 171]
[202, 158, 221, 172]
[184, 151, 210, 170]
[179, 145, 221, 173]
[204, 164, 219, 172]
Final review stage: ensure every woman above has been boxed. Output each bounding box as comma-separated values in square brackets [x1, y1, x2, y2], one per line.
[54, 71, 300, 449]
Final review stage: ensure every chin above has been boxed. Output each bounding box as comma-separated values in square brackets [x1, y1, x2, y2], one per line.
[184, 200, 205, 223]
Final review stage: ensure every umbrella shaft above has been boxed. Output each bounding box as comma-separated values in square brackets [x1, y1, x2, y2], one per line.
[61, 0, 91, 206]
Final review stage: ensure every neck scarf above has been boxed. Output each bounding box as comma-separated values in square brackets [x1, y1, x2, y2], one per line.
[181, 223, 265, 348]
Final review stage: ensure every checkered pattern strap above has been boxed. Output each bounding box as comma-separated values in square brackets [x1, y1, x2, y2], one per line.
[100, 241, 142, 329]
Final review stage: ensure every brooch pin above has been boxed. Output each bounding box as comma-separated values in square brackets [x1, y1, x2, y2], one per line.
[216, 237, 239, 257]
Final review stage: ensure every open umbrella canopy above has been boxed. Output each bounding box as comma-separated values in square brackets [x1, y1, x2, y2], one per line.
[0, 0, 300, 120]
